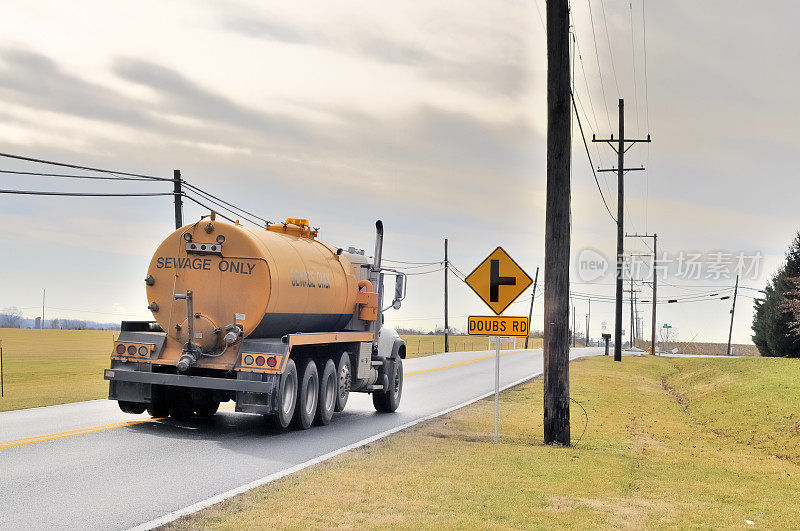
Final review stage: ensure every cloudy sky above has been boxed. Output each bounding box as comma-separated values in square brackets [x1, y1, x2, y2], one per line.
[0, 1, 796, 345]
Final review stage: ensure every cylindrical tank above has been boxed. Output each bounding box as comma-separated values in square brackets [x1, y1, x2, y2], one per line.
[145, 219, 363, 350]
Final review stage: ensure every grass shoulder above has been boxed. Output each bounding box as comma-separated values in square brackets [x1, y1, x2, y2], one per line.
[167, 355, 800, 529]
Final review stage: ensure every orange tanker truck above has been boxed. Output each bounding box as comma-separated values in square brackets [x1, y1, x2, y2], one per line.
[104, 216, 407, 429]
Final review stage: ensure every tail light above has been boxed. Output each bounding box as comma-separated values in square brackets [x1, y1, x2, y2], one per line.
[116, 344, 126, 355]
[243, 355, 254, 365]
[255, 356, 265, 366]
[127, 345, 137, 356]
[266, 356, 277, 367]
[138, 345, 149, 356]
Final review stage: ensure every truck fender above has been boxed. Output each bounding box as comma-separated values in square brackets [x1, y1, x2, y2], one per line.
[391, 338, 407, 359]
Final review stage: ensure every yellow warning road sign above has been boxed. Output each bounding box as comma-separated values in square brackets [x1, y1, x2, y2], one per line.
[464, 247, 533, 315]
[467, 315, 529, 336]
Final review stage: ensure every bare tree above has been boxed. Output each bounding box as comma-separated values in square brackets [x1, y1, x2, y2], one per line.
[50, 318, 61, 329]
[0, 306, 23, 328]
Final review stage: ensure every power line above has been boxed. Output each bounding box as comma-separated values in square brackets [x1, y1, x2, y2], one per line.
[0, 151, 276, 228]
[642, 0, 650, 132]
[182, 181, 272, 226]
[0, 152, 169, 181]
[182, 189, 262, 228]
[0, 189, 176, 197]
[0, 169, 159, 182]
[571, 92, 616, 223]
[382, 259, 441, 266]
[599, 0, 621, 96]
[586, 0, 613, 130]
[569, 14, 602, 137]
[179, 194, 238, 224]
[629, 1, 641, 136]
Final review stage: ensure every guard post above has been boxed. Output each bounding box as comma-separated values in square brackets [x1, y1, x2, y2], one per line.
[602, 333, 612, 356]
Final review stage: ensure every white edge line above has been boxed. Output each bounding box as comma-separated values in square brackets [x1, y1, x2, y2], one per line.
[131, 352, 592, 531]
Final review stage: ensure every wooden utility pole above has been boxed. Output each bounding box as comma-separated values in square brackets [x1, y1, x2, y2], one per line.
[627, 233, 658, 354]
[173, 169, 183, 229]
[593, 100, 650, 361]
[543, 0, 571, 446]
[585, 299, 590, 346]
[525, 267, 540, 349]
[572, 303, 576, 347]
[727, 274, 739, 356]
[630, 275, 635, 347]
[444, 238, 449, 353]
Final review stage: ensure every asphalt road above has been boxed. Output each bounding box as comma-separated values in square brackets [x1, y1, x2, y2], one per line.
[0, 346, 602, 530]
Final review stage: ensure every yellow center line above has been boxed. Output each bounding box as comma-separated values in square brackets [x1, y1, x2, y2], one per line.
[0, 351, 528, 450]
[403, 349, 525, 377]
[0, 418, 164, 450]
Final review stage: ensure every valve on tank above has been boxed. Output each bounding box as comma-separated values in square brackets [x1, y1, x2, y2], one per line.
[174, 291, 200, 372]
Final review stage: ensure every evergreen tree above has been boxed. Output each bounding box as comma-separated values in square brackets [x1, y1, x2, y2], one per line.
[751, 232, 800, 357]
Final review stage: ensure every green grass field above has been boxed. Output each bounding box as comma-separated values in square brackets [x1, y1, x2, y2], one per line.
[167, 355, 800, 529]
[0, 328, 115, 411]
[401, 334, 543, 358]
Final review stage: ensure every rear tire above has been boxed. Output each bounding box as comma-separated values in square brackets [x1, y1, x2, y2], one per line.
[195, 400, 220, 418]
[334, 352, 352, 412]
[373, 358, 403, 413]
[118, 400, 146, 414]
[169, 392, 194, 420]
[273, 359, 297, 429]
[315, 359, 336, 426]
[292, 359, 319, 430]
[147, 387, 170, 418]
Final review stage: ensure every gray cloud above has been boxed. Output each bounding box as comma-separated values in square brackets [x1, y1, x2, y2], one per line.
[221, 9, 531, 98]
[112, 58, 311, 142]
[0, 49, 153, 128]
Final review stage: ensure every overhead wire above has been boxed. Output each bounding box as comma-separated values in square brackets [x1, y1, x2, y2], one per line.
[628, 0, 641, 136]
[0, 152, 170, 181]
[0, 170, 160, 182]
[599, 0, 621, 97]
[571, 92, 617, 223]
[0, 189, 176, 197]
[586, 0, 613, 131]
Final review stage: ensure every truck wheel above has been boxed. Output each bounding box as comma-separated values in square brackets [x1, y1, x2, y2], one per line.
[315, 359, 336, 426]
[118, 401, 146, 414]
[273, 359, 297, 429]
[373, 358, 403, 413]
[170, 392, 194, 420]
[147, 387, 170, 418]
[292, 359, 318, 430]
[335, 352, 351, 412]
[195, 400, 220, 418]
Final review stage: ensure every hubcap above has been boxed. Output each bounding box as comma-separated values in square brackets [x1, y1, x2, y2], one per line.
[339, 365, 351, 399]
[282, 375, 296, 416]
[324, 376, 336, 411]
[305, 379, 316, 416]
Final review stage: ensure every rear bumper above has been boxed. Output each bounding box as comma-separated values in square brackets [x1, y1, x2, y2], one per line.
[104, 368, 275, 394]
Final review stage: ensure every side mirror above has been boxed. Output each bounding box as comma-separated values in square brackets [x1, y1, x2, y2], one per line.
[391, 274, 405, 310]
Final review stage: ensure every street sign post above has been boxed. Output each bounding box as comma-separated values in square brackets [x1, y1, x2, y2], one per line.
[464, 247, 533, 443]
